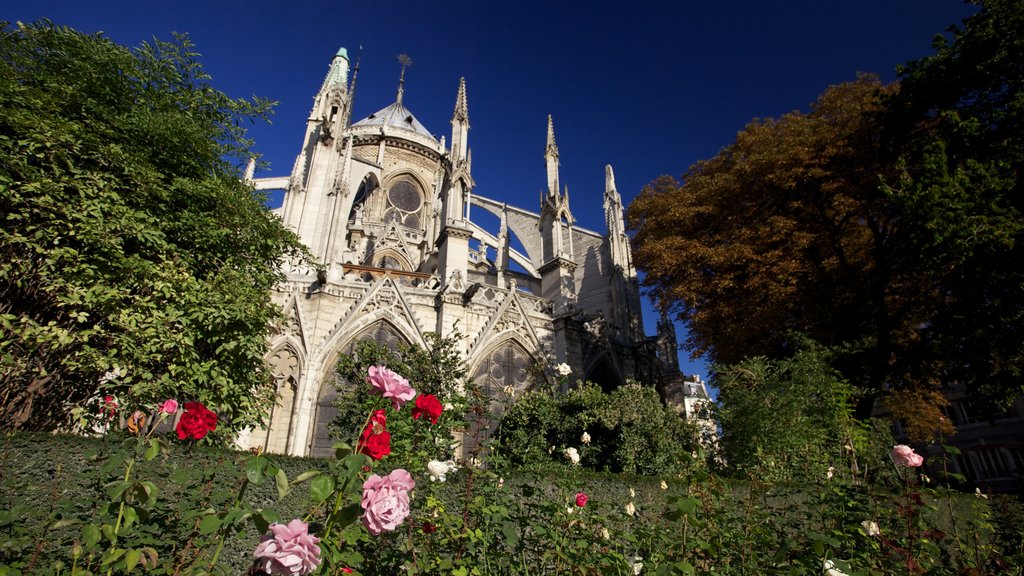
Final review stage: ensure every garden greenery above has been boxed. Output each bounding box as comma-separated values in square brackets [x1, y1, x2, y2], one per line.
[0, 21, 308, 433]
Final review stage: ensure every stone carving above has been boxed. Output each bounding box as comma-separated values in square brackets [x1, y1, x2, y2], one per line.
[267, 347, 300, 389]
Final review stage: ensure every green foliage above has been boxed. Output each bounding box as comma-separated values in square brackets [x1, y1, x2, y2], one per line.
[492, 382, 705, 476]
[0, 21, 309, 433]
[713, 337, 867, 483]
[1, 431, 1022, 575]
[330, 332, 472, 470]
[881, 0, 1024, 412]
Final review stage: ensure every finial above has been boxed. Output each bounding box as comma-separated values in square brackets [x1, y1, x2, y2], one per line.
[396, 53, 413, 105]
[453, 77, 469, 123]
[605, 165, 617, 196]
[546, 114, 559, 158]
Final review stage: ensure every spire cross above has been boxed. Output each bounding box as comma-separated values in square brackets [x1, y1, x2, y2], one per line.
[396, 53, 413, 105]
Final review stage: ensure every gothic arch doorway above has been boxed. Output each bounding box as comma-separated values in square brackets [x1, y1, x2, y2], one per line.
[585, 357, 620, 393]
[309, 320, 410, 457]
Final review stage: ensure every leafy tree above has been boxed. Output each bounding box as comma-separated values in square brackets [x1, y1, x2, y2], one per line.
[629, 0, 1024, 440]
[880, 0, 1024, 421]
[627, 76, 927, 415]
[0, 22, 308, 433]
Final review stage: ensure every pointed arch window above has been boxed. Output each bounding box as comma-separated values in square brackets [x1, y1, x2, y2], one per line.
[310, 321, 410, 457]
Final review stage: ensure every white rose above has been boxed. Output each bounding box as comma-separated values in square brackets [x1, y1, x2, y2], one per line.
[563, 447, 580, 466]
[580, 431, 591, 445]
[861, 520, 880, 536]
[627, 555, 643, 575]
[427, 460, 450, 482]
[823, 559, 850, 576]
[600, 527, 610, 540]
[555, 363, 572, 376]
[625, 501, 636, 516]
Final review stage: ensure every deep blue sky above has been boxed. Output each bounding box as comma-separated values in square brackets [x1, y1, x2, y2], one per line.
[9, 1, 978, 380]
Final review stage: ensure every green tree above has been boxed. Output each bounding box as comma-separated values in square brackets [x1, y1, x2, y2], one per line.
[880, 0, 1024, 420]
[0, 22, 308, 433]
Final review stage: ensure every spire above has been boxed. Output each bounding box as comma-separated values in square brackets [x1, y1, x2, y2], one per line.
[319, 47, 350, 94]
[452, 77, 469, 124]
[342, 53, 360, 128]
[450, 77, 470, 162]
[605, 165, 619, 202]
[396, 53, 412, 106]
[545, 114, 559, 158]
[545, 115, 560, 197]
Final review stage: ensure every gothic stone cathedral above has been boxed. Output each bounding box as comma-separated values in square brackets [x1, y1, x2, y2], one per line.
[237, 48, 707, 457]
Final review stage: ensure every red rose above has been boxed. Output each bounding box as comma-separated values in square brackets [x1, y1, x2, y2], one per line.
[421, 521, 436, 533]
[575, 492, 588, 507]
[358, 410, 391, 460]
[175, 402, 218, 440]
[411, 394, 443, 425]
[342, 569, 353, 574]
[359, 430, 391, 460]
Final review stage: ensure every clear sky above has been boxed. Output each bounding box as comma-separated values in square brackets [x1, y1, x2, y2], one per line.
[8, 1, 978, 381]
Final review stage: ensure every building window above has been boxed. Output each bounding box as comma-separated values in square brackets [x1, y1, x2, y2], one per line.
[385, 178, 423, 229]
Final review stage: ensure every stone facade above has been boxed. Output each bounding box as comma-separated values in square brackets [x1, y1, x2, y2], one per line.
[238, 48, 707, 457]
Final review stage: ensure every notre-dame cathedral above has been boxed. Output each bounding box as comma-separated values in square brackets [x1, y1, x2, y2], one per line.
[237, 48, 709, 457]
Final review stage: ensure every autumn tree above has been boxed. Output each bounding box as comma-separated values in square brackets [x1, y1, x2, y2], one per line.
[0, 22, 308, 432]
[628, 0, 1023, 441]
[628, 76, 915, 399]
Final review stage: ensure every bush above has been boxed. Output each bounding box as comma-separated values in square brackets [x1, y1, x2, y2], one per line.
[492, 382, 705, 476]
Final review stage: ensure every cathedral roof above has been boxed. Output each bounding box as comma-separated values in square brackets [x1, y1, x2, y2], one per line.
[352, 101, 436, 142]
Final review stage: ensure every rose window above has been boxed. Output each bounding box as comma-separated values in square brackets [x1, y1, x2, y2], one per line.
[384, 179, 423, 229]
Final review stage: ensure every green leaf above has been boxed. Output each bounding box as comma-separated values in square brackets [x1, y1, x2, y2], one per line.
[124, 549, 141, 573]
[332, 442, 353, 458]
[101, 548, 126, 566]
[82, 524, 101, 548]
[309, 475, 335, 503]
[49, 518, 78, 530]
[122, 506, 138, 530]
[290, 470, 321, 485]
[198, 514, 222, 535]
[100, 524, 116, 544]
[246, 455, 267, 485]
[144, 438, 159, 461]
[275, 468, 289, 500]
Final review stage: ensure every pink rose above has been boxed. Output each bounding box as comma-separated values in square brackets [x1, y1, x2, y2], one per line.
[575, 492, 588, 507]
[366, 366, 416, 410]
[891, 444, 924, 467]
[361, 469, 415, 535]
[159, 399, 179, 415]
[253, 519, 321, 576]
